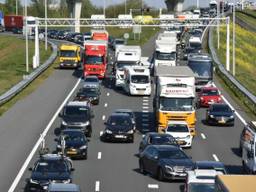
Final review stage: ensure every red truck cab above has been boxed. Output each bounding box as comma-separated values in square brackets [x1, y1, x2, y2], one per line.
[91, 30, 109, 41]
[83, 40, 107, 79]
[197, 86, 223, 107]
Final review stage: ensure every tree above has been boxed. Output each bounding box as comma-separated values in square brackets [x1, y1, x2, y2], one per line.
[4, 0, 22, 15]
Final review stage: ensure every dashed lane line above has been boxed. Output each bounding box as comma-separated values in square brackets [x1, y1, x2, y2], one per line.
[95, 181, 100, 192]
[143, 103, 149, 106]
[142, 106, 149, 109]
[148, 184, 159, 189]
[107, 92, 110, 96]
[212, 154, 220, 162]
[97, 152, 102, 160]
[104, 103, 108, 107]
[201, 133, 206, 140]
[102, 115, 106, 120]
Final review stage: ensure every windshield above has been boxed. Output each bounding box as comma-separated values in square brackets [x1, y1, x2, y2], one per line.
[131, 75, 149, 84]
[212, 105, 231, 112]
[63, 132, 86, 143]
[78, 88, 98, 97]
[188, 60, 213, 78]
[60, 50, 76, 57]
[64, 106, 88, 116]
[159, 149, 187, 159]
[84, 77, 98, 83]
[189, 42, 202, 49]
[85, 56, 103, 64]
[116, 40, 125, 44]
[156, 51, 176, 61]
[202, 89, 219, 96]
[151, 136, 176, 145]
[167, 124, 189, 132]
[108, 116, 131, 126]
[116, 62, 137, 69]
[160, 98, 193, 111]
[35, 160, 68, 172]
[188, 183, 215, 192]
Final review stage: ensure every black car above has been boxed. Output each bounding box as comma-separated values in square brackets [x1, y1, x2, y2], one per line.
[60, 101, 94, 137]
[194, 161, 227, 174]
[139, 133, 178, 153]
[74, 87, 100, 105]
[55, 129, 88, 159]
[102, 113, 134, 142]
[206, 103, 235, 126]
[114, 109, 136, 130]
[27, 154, 74, 191]
[139, 145, 194, 181]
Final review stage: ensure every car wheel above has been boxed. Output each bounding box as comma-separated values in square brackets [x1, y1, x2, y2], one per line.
[158, 167, 165, 181]
[139, 161, 146, 174]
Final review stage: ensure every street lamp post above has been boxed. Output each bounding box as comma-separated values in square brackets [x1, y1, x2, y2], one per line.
[226, 16, 230, 72]
[197, 0, 199, 8]
[25, 0, 29, 73]
[217, 0, 220, 49]
[45, 0, 48, 50]
[16, 0, 18, 15]
[233, 5, 236, 76]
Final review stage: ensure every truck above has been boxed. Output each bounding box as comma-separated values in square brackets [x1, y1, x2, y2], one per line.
[123, 66, 151, 96]
[114, 45, 141, 88]
[83, 40, 108, 78]
[154, 66, 196, 135]
[4, 15, 23, 32]
[215, 175, 256, 192]
[59, 44, 81, 69]
[187, 53, 213, 91]
[91, 30, 109, 41]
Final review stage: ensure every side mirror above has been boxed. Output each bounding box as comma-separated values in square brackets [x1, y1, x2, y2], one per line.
[142, 134, 145, 138]
[104, 122, 108, 125]
[153, 155, 159, 160]
[54, 138, 59, 142]
[71, 168, 75, 171]
[28, 167, 33, 171]
[151, 80, 153, 84]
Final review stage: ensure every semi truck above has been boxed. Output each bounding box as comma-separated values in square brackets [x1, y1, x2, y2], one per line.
[154, 66, 196, 135]
[59, 44, 81, 69]
[91, 30, 109, 41]
[83, 40, 108, 78]
[4, 15, 23, 32]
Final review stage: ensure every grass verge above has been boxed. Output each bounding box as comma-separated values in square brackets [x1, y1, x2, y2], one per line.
[236, 12, 256, 29]
[0, 36, 52, 95]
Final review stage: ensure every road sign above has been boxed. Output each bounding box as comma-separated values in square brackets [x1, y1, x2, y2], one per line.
[39, 33, 44, 40]
[124, 33, 129, 39]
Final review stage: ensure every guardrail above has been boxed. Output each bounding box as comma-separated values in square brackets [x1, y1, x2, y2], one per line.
[0, 40, 57, 106]
[208, 19, 256, 114]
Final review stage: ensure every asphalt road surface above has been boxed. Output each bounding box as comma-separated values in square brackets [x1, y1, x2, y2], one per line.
[0, 33, 250, 192]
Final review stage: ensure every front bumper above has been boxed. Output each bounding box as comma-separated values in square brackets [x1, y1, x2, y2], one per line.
[130, 88, 151, 96]
[103, 132, 134, 142]
[176, 138, 192, 148]
[207, 116, 234, 125]
[59, 62, 78, 69]
[58, 148, 87, 158]
[162, 170, 187, 180]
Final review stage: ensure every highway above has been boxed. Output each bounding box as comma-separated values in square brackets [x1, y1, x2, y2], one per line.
[0, 32, 250, 192]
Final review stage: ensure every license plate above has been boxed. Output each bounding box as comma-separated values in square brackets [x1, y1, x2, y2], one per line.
[67, 151, 77, 155]
[115, 135, 126, 138]
[218, 120, 226, 124]
[177, 140, 185, 145]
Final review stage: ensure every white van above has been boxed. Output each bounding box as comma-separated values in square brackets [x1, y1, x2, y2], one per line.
[123, 66, 151, 96]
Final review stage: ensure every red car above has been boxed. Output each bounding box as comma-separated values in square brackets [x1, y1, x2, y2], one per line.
[197, 86, 222, 107]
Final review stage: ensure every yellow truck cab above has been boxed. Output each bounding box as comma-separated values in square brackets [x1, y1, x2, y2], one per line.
[59, 44, 81, 69]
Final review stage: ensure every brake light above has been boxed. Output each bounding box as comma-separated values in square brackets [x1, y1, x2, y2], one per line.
[200, 97, 204, 100]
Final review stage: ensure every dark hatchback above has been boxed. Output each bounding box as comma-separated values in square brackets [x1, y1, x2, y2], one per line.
[102, 113, 134, 143]
[206, 103, 235, 126]
[139, 133, 178, 153]
[74, 87, 100, 105]
[27, 154, 74, 191]
[55, 129, 88, 159]
[139, 145, 194, 181]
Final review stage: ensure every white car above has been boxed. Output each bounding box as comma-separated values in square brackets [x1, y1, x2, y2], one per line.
[165, 121, 192, 148]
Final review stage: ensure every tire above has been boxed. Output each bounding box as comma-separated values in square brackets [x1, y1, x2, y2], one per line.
[157, 167, 165, 181]
[139, 161, 146, 174]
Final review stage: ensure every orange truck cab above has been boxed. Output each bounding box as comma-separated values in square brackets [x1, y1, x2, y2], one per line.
[83, 40, 107, 79]
[91, 30, 109, 41]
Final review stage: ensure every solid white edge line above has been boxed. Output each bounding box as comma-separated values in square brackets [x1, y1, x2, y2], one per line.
[97, 152, 102, 160]
[95, 181, 100, 192]
[212, 154, 220, 162]
[148, 184, 159, 189]
[212, 82, 247, 125]
[201, 133, 206, 140]
[8, 78, 82, 192]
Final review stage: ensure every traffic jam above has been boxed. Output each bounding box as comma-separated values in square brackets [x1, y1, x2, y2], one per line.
[23, 7, 255, 192]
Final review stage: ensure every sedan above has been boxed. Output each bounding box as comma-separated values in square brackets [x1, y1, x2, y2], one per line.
[139, 132, 178, 153]
[206, 103, 235, 126]
[74, 87, 100, 105]
[55, 129, 88, 159]
[139, 145, 194, 181]
[198, 86, 222, 107]
[102, 113, 134, 142]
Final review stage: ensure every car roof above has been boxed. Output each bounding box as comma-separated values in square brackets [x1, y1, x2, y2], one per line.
[40, 153, 65, 161]
[211, 103, 229, 107]
[110, 113, 130, 118]
[151, 145, 180, 151]
[48, 183, 80, 191]
[147, 132, 174, 138]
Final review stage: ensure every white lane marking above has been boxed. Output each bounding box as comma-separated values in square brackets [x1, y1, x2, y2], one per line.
[97, 152, 102, 160]
[142, 106, 149, 109]
[102, 115, 106, 120]
[142, 110, 149, 113]
[95, 181, 100, 192]
[212, 82, 247, 125]
[212, 154, 220, 162]
[201, 133, 206, 140]
[143, 99, 149, 101]
[107, 92, 110, 96]
[143, 96, 149, 99]
[143, 103, 149, 106]
[8, 78, 82, 192]
[104, 103, 108, 107]
[148, 184, 159, 189]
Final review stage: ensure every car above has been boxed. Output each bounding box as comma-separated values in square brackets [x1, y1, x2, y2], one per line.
[27, 154, 74, 191]
[83, 75, 100, 89]
[114, 109, 136, 130]
[55, 129, 88, 159]
[48, 183, 80, 192]
[102, 113, 134, 142]
[59, 101, 94, 137]
[139, 132, 178, 153]
[75, 87, 100, 105]
[112, 38, 125, 50]
[194, 161, 227, 174]
[198, 86, 222, 107]
[164, 121, 193, 148]
[206, 103, 235, 126]
[139, 145, 194, 181]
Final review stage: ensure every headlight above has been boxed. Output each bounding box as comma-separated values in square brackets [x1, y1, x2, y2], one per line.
[127, 130, 134, 134]
[210, 115, 214, 118]
[30, 179, 39, 184]
[80, 145, 87, 149]
[62, 120, 68, 126]
[164, 165, 173, 172]
[230, 115, 234, 119]
[62, 179, 71, 184]
[57, 145, 62, 149]
[80, 121, 89, 126]
[106, 129, 112, 134]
